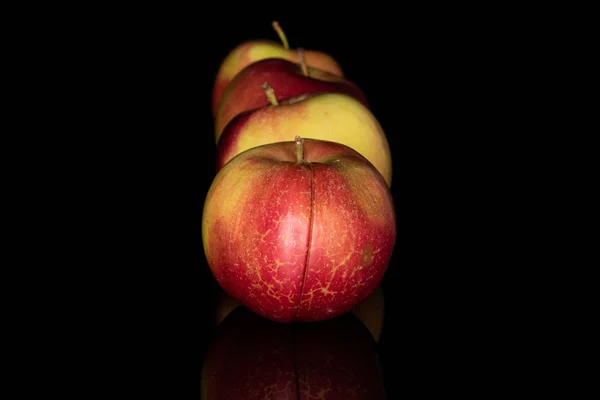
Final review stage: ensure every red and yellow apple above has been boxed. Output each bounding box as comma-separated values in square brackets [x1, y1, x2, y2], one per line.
[201, 306, 387, 399]
[202, 137, 396, 323]
[214, 58, 368, 143]
[216, 90, 392, 186]
[211, 21, 344, 117]
[215, 284, 386, 342]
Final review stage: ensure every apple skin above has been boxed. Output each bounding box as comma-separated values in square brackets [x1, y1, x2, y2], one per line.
[202, 138, 396, 323]
[215, 284, 385, 342]
[214, 58, 369, 143]
[211, 39, 344, 117]
[201, 306, 387, 399]
[216, 92, 392, 187]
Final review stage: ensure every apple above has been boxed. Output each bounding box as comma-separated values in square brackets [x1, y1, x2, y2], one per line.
[202, 136, 396, 323]
[214, 288, 240, 326]
[214, 57, 368, 143]
[211, 21, 344, 117]
[215, 284, 386, 342]
[216, 89, 392, 187]
[201, 306, 387, 399]
[351, 283, 385, 343]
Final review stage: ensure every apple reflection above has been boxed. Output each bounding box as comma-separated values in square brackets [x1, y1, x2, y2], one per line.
[201, 306, 387, 399]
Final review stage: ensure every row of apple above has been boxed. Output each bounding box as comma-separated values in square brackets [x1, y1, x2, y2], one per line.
[202, 22, 396, 325]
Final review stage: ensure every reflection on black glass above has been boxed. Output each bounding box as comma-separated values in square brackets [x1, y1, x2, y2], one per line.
[201, 306, 386, 399]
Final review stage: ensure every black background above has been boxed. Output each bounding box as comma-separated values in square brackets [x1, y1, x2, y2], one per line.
[52, 7, 537, 398]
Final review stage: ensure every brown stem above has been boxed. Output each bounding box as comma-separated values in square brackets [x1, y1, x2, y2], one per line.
[261, 82, 279, 106]
[295, 135, 304, 164]
[297, 48, 309, 77]
[271, 21, 289, 50]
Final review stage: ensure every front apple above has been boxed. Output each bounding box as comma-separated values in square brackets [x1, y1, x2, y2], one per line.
[202, 137, 396, 323]
[214, 58, 368, 143]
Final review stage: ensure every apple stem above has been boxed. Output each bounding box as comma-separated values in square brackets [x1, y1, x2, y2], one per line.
[297, 48, 309, 77]
[271, 21, 289, 50]
[261, 82, 279, 106]
[295, 135, 304, 164]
